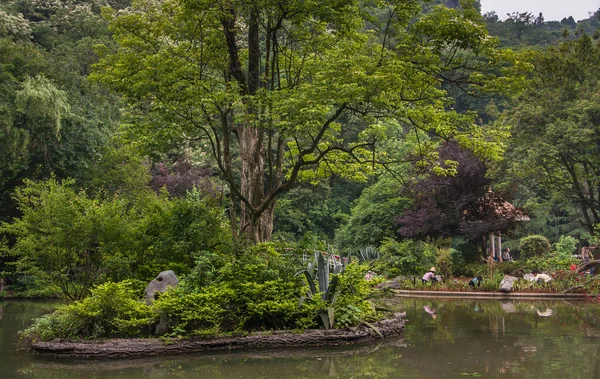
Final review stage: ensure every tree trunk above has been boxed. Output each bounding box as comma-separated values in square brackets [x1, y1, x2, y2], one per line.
[238, 126, 277, 243]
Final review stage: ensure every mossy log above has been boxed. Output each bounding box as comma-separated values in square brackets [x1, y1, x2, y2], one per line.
[30, 312, 405, 359]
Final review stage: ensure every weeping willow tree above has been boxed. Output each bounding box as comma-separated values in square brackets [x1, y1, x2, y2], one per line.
[1, 75, 71, 207]
[15, 75, 71, 158]
[93, 0, 519, 243]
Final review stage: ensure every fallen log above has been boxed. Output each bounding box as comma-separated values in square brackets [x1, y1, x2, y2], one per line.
[576, 260, 600, 274]
[30, 312, 405, 359]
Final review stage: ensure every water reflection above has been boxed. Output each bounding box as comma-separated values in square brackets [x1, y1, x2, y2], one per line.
[422, 305, 436, 319]
[3, 299, 600, 378]
[386, 297, 600, 378]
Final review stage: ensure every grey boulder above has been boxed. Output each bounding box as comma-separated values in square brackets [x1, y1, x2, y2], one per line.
[499, 275, 519, 293]
[144, 270, 179, 303]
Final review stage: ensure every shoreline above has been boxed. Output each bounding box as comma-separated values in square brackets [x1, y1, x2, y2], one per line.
[391, 289, 588, 300]
[29, 312, 406, 359]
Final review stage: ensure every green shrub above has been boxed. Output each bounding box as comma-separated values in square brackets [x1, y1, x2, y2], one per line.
[134, 189, 233, 280]
[553, 235, 579, 259]
[218, 242, 299, 284]
[23, 281, 155, 340]
[519, 235, 551, 259]
[155, 279, 315, 335]
[449, 248, 465, 271]
[451, 263, 484, 278]
[436, 248, 453, 278]
[237, 280, 312, 330]
[378, 238, 437, 276]
[3, 178, 233, 299]
[331, 263, 378, 328]
[155, 244, 314, 335]
[523, 255, 578, 273]
[153, 286, 234, 335]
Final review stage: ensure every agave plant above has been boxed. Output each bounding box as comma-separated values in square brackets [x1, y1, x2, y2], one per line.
[357, 246, 380, 265]
[299, 250, 350, 329]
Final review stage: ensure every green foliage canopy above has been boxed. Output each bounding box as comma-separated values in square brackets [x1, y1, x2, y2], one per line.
[0, 0, 121, 221]
[500, 35, 600, 233]
[93, 0, 515, 242]
[335, 176, 411, 250]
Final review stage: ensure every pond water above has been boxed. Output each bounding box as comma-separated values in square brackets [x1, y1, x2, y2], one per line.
[2, 297, 600, 378]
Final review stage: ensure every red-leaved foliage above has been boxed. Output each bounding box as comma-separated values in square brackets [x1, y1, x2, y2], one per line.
[150, 157, 215, 198]
[397, 142, 527, 239]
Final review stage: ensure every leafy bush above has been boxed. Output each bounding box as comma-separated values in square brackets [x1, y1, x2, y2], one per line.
[378, 238, 437, 276]
[523, 255, 578, 273]
[152, 286, 234, 335]
[218, 242, 299, 284]
[23, 281, 155, 341]
[449, 248, 465, 271]
[519, 235, 551, 259]
[2, 178, 113, 299]
[451, 263, 485, 278]
[156, 244, 315, 335]
[154, 280, 315, 335]
[134, 189, 233, 280]
[553, 235, 579, 259]
[436, 248, 453, 279]
[335, 177, 411, 250]
[237, 280, 310, 330]
[331, 263, 378, 328]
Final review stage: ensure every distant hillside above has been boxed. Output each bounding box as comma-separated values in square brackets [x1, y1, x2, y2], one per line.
[483, 9, 600, 49]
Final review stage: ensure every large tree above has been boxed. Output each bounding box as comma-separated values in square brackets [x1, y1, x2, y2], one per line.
[93, 0, 512, 242]
[500, 35, 600, 233]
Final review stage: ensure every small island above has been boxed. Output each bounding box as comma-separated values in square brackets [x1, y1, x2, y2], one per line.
[21, 251, 406, 358]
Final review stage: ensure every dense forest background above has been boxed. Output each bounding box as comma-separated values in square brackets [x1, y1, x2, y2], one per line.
[1, 0, 600, 295]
